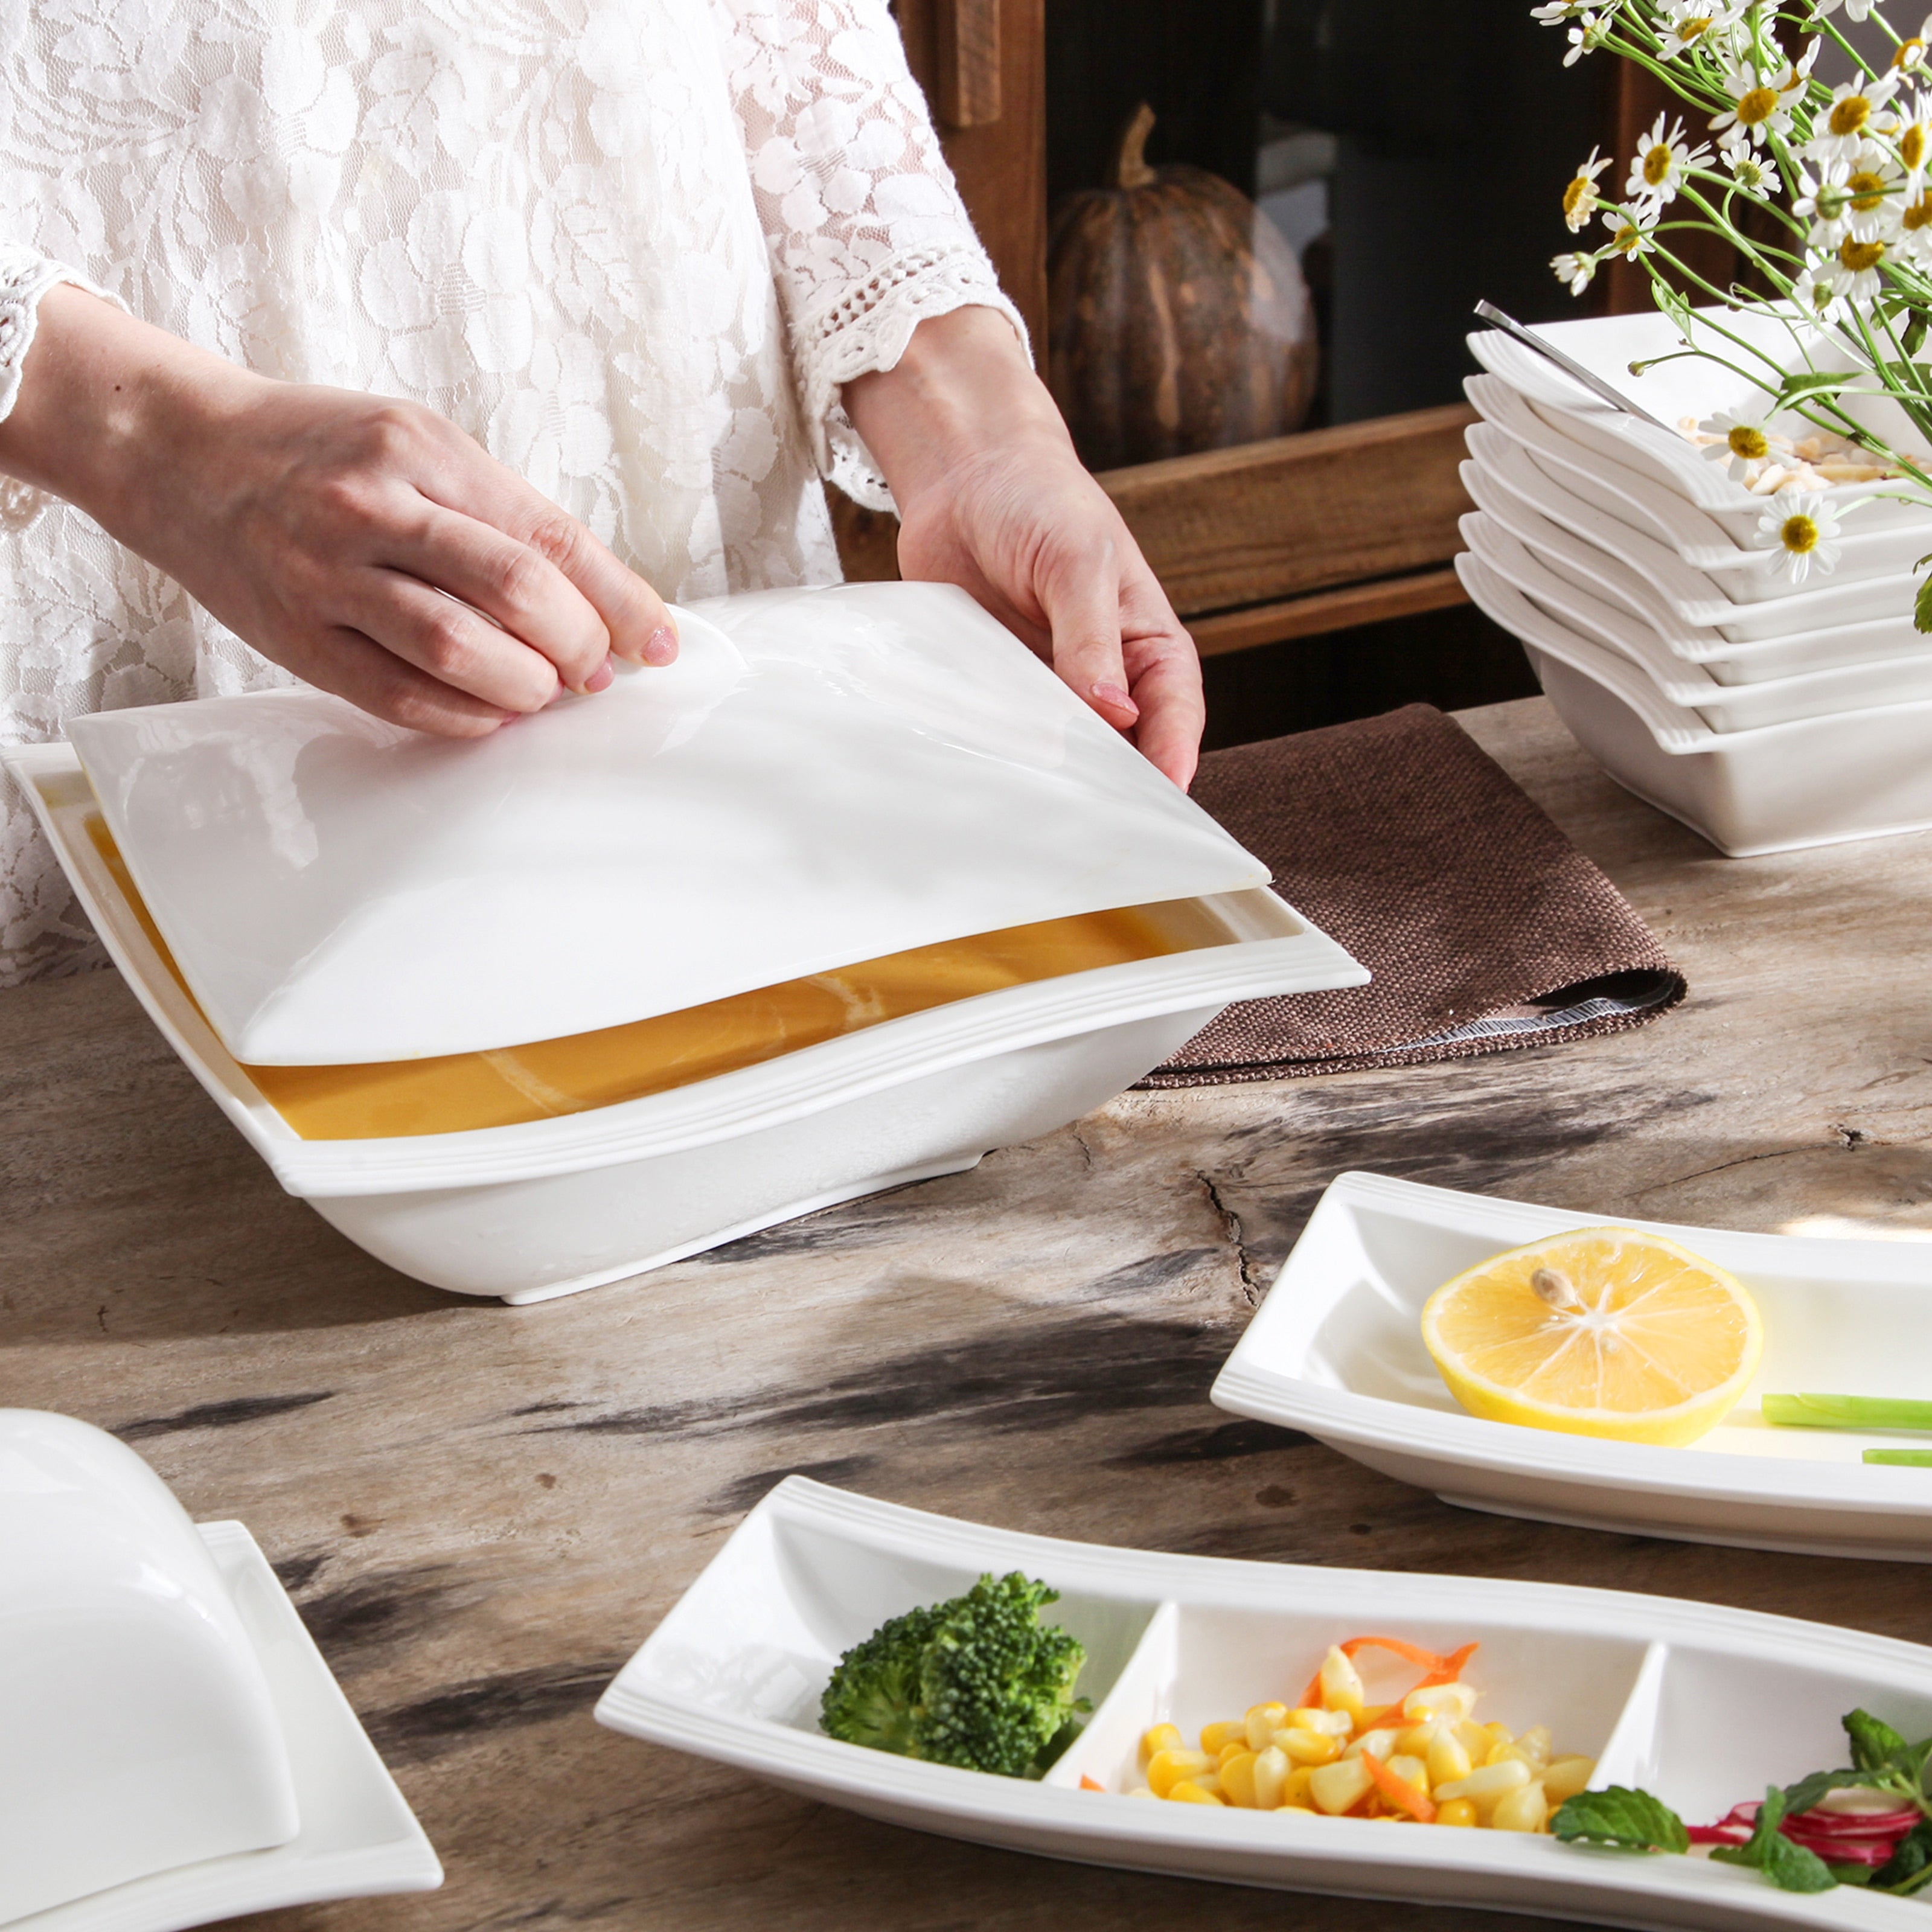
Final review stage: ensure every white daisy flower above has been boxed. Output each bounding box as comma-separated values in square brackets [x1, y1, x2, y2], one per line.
[1601, 203, 1659, 259]
[1826, 231, 1893, 307]
[1789, 262, 1848, 324]
[1792, 158, 1858, 246]
[1832, 144, 1906, 238]
[1753, 491, 1842, 583]
[1561, 146, 1613, 232]
[1657, 0, 1744, 58]
[1810, 0, 1878, 19]
[1896, 190, 1932, 263]
[1709, 59, 1797, 147]
[1893, 16, 1932, 72]
[1719, 130, 1783, 196]
[1626, 112, 1712, 208]
[1551, 250, 1601, 295]
[1805, 75, 1902, 162]
[1700, 408, 1778, 481]
[1531, 0, 1590, 18]
[1564, 11, 1608, 63]
[1893, 88, 1932, 188]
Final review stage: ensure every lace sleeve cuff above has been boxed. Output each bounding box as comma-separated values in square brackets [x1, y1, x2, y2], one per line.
[0, 250, 123, 531]
[796, 242, 1030, 513]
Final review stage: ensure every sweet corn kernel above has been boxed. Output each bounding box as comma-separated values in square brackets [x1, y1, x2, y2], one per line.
[1168, 1780, 1226, 1806]
[1290, 1706, 1354, 1739]
[1543, 1756, 1595, 1803]
[1276, 1727, 1342, 1766]
[1281, 1765, 1317, 1809]
[1200, 1720, 1246, 1756]
[1491, 1780, 1550, 1834]
[1453, 1718, 1489, 1758]
[1319, 1646, 1366, 1722]
[1343, 1727, 1401, 1762]
[1396, 1722, 1435, 1759]
[1253, 1745, 1290, 1811]
[1515, 1725, 1552, 1770]
[1427, 1727, 1473, 1788]
[1482, 1722, 1514, 1751]
[1147, 1747, 1214, 1797]
[1220, 1751, 1260, 1808]
[1433, 1758, 1532, 1805]
[1402, 1682, 1479, 1724]
[1245, 1702, 1290, 1751]
[1386, 1754, 1431, 1797]
[1487, 1742, 1533, 1770]
[1218, 1739, 1252, 1769]
[1128, 1785, 1156, 1798]
[1436, 1797, 1480, 1828]
[1308, 1756, 1377, 1815]
[1141, 1723, 1183, 1764]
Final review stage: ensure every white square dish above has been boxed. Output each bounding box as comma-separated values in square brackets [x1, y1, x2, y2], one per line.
[1457, 552, 1932, 855]
[597, 1474, 1932, 1928]
[1465, 375, 1932, 592]
[1463, 432, 1922, 642]
[6, 744, 1364, 1302]
[1467, 308, 1932, 539]
[1463, 444, 1932, 684]
[1214, 1170, 1932, 1560]
[66, 583, 1272, 1067]
[1462, 514, 1932, 731]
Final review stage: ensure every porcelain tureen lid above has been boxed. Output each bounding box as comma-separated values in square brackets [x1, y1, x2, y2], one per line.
[67, 581, 1270, 1066]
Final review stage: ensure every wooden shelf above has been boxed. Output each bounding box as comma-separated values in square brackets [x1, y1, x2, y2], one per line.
[1187, 566, 1468, 657]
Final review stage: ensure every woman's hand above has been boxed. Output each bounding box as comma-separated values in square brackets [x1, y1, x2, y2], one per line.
[843, 305, 1204, 789]
[0, 286, 676, 735]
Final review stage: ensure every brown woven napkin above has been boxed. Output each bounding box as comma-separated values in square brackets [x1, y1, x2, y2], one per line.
[1141, 703, 1684, 1086]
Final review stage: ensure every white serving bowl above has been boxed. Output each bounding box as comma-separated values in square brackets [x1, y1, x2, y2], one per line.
[0, 1410, 300, 1925]
[7, 748, 1363, 1305]
[1459, 552, 1932, 855]
[1465, 429, 1922, 641]
[1466, 374, 1932, 593]
[1463, 514, 1932, 730]
[1467, 306, 1932, 540]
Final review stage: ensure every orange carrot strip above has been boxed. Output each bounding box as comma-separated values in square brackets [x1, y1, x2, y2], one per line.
[1080, 1774, 1105, 1792]
[1298, 1635, 1476, 1710]
[1360, 1748, 1436, 1823]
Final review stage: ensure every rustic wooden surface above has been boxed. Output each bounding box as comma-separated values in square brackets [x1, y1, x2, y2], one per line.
[7, 695, 1932, 1932]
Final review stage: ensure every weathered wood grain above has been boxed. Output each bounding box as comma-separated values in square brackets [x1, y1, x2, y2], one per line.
[6, 697, 1932, 1932]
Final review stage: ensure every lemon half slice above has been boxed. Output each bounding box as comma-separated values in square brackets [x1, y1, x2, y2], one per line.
[1420, 1227, 1762, 1447]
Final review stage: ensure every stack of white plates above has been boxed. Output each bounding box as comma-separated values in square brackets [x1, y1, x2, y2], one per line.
[1456, 309, 1932, 856]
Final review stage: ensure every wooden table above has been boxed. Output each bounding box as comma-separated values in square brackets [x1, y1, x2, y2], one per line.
[7, 695, 1932, 1932]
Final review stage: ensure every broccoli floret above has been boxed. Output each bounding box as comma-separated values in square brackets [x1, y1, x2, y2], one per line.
[819, 1572, 1090, 1777]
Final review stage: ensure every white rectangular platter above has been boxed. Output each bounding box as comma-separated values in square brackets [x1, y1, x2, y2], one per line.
[19, 1521, 440, 1932]
[1214, 1170, 1932, 1561]
[597, 1476, 1932, 1931]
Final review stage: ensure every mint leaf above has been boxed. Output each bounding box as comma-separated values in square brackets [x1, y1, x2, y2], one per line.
[1781, 1766, 1896, 1815]
[1915, 569, 1932, 636]
[1710, 1787, 1838, 1895]
[1846, 1709, 1911, 1773]
[1876, 1820, 1932, 1892]
[1552, 1786, 1689, 1853]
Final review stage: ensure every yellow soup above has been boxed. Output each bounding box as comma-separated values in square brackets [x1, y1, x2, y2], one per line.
[87, 816, 1223, 1141]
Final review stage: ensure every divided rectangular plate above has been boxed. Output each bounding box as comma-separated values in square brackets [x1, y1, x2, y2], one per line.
[1214, 1171, 1932, 1561]
[597, 1477, 1932, 1928]
[19, 1521, 440, 1932]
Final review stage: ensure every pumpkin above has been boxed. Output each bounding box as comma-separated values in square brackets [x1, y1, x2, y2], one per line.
[1047, 103, 1319, 472]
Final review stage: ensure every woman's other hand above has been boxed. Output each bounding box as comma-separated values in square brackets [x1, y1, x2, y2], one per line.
[843, 305, 1204, 789]
[0, 286, 677, 735]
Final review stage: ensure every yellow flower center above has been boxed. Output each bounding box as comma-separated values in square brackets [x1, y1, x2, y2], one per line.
[1780, 514, 1820, 555]
[1906, 124, 1929, 171]
[1896, 36, 1926, 68]
[1849, 168, 1890, 210]
[1729, 426, 1770, 461]
[1906, 194, 1932, 229]
[1831, 95, 1872, 138]
[1611, 220, 1645, 255]
[1736, 85, 1780, 124]
[1643, 142, 1674, 186]
[1678, 14, 1713, 40]
[1840, 235, 1887, 272]
[1564, 174, 1597, 216]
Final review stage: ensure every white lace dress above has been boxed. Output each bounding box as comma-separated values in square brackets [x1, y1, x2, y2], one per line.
[0, 0, 1022, 986]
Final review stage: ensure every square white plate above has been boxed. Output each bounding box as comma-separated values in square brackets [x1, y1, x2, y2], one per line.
[598, 1476, 1932, 1929]
[1214, 1170, 1932, 1561]
[19, 1522, 441, 1932]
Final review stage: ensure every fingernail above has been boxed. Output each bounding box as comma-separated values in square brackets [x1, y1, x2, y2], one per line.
[582, 657, 615, 694]
[1092, 680, 1139, 718]
[642, 624, 679, 667]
